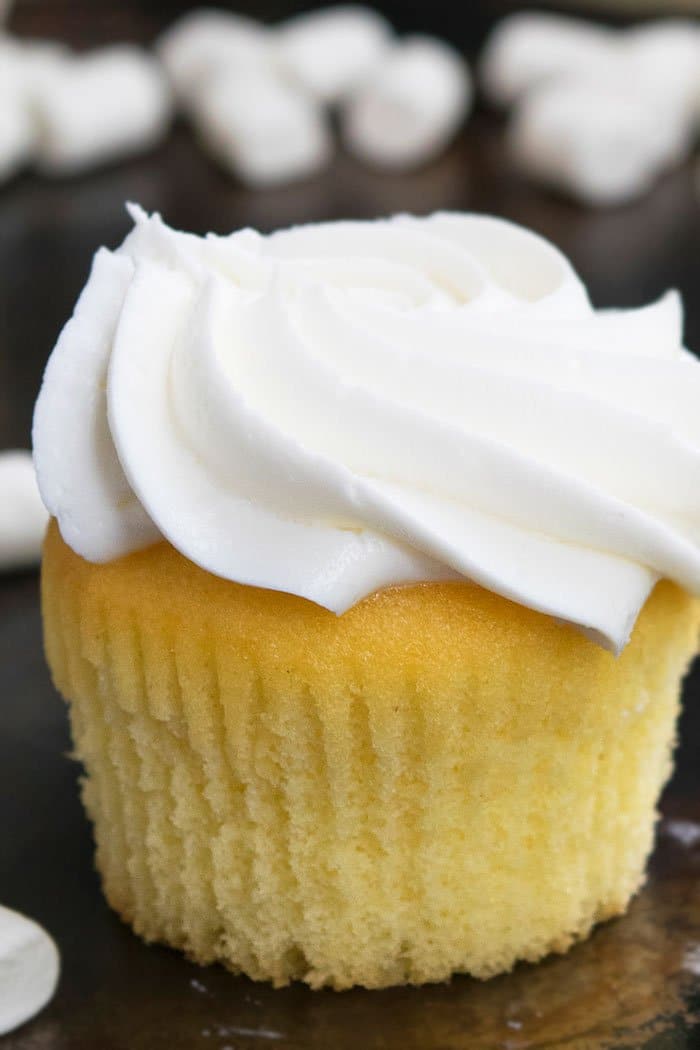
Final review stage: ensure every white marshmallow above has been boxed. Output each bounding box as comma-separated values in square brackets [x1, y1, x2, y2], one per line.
[0, 906, 59, 1036]
[508, 77, 679, 206]
[0, 33, 72, 90]
[0, 451, 48, 570]
[0, 35, 69, 180]
[156, 8, 272, 103]
[480, 12, 619, 108]
[341, 34, 471, 169]
[191, 69, 332, 186]
[275, 4, 392, 103]
[0, 67, 35, 180]
[622, 20, 700, 135]
[33, 45, 172, 175]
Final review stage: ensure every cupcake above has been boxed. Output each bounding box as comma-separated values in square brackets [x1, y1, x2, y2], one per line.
[34, 207, 700, 989]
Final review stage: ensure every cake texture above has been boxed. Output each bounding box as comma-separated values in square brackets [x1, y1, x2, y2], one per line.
[42, 521, 700, 989]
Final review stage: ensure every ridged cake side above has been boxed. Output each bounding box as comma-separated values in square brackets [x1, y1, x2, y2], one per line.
[41, 520, 700, 989]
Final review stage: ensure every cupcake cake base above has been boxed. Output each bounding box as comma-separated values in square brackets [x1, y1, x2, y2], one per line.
[42, 521, 700, 989]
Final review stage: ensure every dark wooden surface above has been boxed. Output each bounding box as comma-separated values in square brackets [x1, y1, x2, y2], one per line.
[2, 4, 700, 1045]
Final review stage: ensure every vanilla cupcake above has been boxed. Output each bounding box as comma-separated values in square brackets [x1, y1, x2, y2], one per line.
[34, 208, 700, 989]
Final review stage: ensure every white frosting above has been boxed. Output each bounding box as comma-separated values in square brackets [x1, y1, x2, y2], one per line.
[33, 208, 700, 651]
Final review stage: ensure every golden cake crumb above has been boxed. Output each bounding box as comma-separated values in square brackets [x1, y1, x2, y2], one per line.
[41, 520, 700, 989]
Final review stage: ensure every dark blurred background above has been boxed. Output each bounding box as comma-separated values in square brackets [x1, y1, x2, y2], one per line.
[8, 0, 700, 48]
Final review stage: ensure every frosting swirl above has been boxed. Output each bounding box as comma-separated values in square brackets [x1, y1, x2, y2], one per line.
[33, 206, 700, 651]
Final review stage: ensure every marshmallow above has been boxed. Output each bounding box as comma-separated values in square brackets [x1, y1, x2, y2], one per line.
[0, 906, 59, 1036]
[0, 35, 68, 181]
[156, 8, 272, 103]
[0, 451, 48, 570]
[33, 45, 172, 175]
[276, 4, 392, 103]
[341, 35, 472, 169]
[0, 34, 72, 90]
[508, 77, 678, 206]
[0, 67, 35, 181]
[479, 12, 619, 108]
[191, 69, 331, 186]
[622, 20, 700, 132]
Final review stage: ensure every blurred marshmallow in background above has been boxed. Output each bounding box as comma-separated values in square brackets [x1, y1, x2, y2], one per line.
[155, 8, 273, 103]
[0, 34, 69, 80]
[0, 4, 696, 200]
[622, 20, 700, 132]
[479, 12, 619, 109]
[0, 36, 65, 180]
[0, 66, 35, 182]
[159, 5, 473, 184]
[158, 7, 329, 185]
[158, 6, 335, 183]
[612, 20, 700, 173]
[0, 906, 59, 1036]
[510, 78, 679, 205]
[275, 4, 392, 103]
[0, 36, 172, 181]
[33, 46, 172, 174]
[0, 451, 48, 571]
[191, 68, 331, 185]
[481, 12, 700, 205]
[341, 34, 472, 169]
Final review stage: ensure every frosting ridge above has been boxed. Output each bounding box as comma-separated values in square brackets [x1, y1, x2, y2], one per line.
[33, 206, 700, 651]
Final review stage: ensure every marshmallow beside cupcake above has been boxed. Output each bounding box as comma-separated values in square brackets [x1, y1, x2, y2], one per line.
[0, 451, 47, 571]
[0, 906, 59, 1036]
